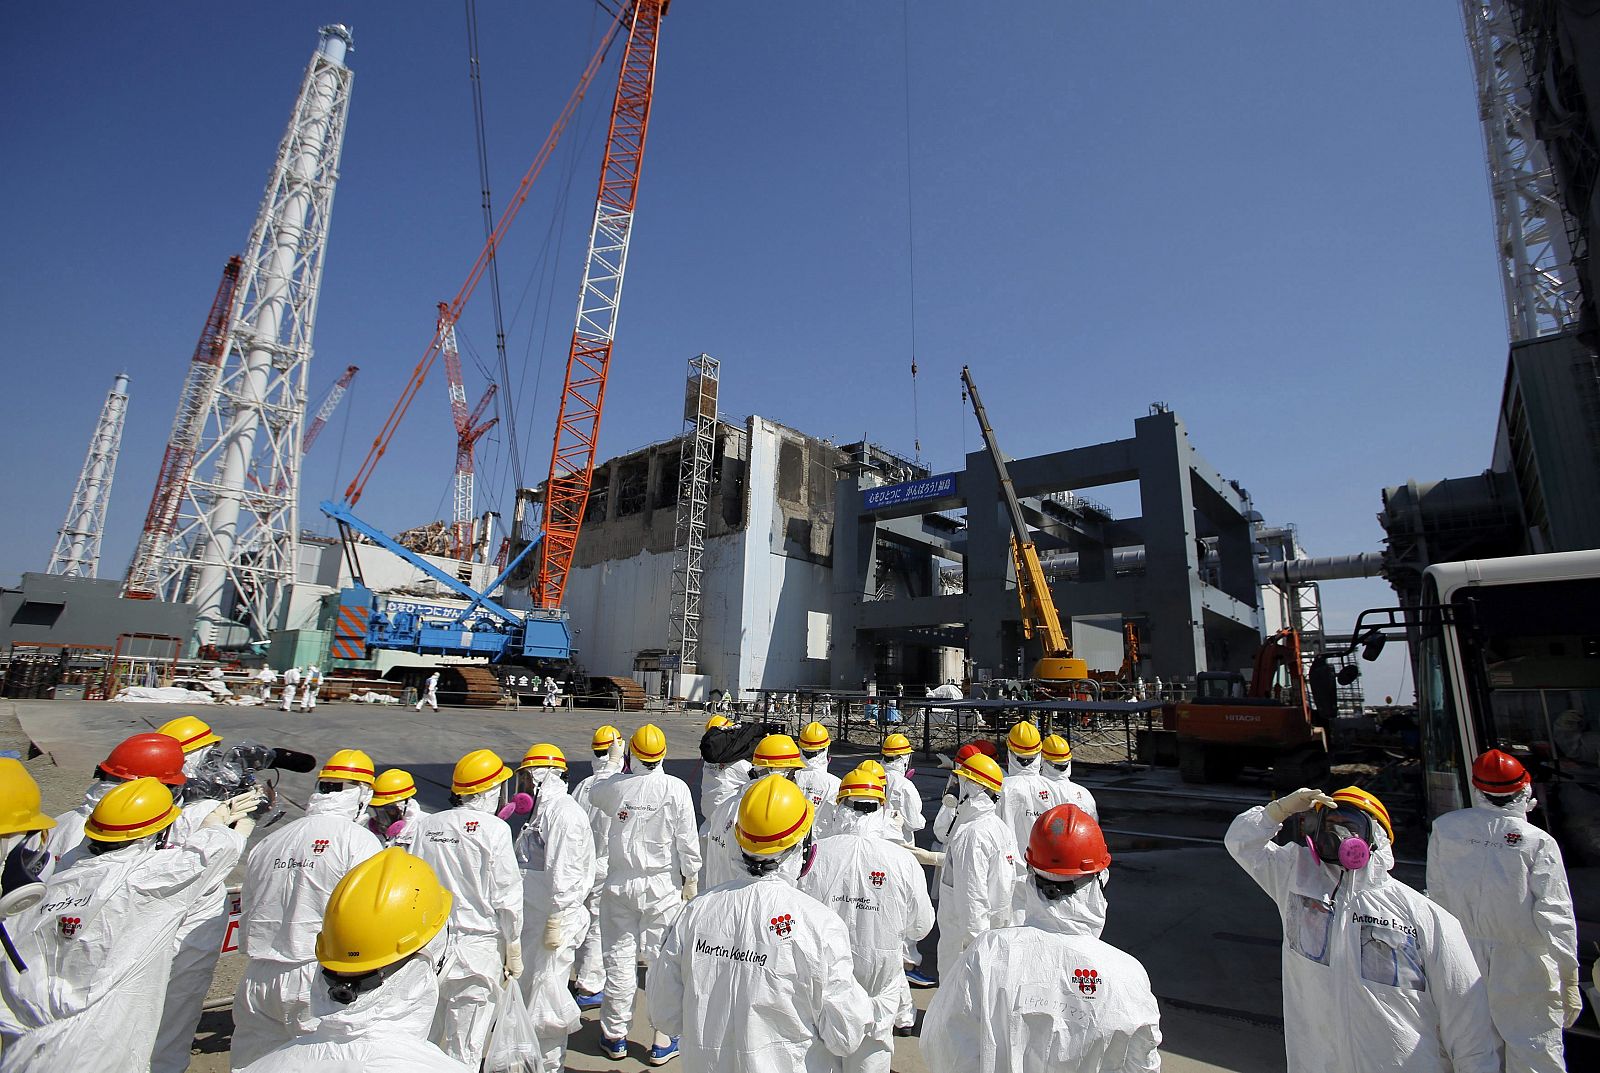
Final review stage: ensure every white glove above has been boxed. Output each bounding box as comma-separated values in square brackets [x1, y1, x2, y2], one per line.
[1563, 966, 1584, 1028]
[935, 753, 954, 770]
[503, 944, 523, 980]
[681, 877, 698, 902]
[1264, 787, 1338, 825]
[201, 789, 266, 828]
[543, 917, 563, 951]
[909, 847, 945, 867]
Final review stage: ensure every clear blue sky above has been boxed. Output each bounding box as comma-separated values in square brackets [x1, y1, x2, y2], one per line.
[2, 3, 1507, 701]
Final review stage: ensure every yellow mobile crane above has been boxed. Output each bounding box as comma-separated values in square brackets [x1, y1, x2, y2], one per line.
[961, 366, 1088, 686]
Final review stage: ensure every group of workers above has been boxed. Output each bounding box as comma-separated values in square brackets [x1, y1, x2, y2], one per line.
[0, 701, 1585, 1072]
[255, 665, 322, 712]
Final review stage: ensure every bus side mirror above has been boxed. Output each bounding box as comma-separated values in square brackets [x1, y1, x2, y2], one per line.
[1336, 665, 1362, 686]
[1361, 632, 1387, 661]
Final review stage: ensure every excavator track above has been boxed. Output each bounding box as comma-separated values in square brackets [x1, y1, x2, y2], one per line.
[451, 665, 506, 707]
[591, 675, 648, 711]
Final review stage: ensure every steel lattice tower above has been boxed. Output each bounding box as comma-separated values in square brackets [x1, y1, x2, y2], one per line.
[1461, 1, 1583, 340]
[667, 354, 719, 675]
[155, 25, 353, 646]
[48, 374, 130, 579]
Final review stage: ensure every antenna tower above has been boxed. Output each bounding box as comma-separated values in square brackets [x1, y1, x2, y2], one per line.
[48, 374, 131, 579]
[150, 26, 354, 645]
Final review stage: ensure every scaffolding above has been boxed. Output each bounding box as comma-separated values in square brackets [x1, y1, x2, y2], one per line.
[666, 354, 719, 675]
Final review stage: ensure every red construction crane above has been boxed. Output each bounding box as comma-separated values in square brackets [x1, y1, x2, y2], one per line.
[437, 303, 498, 559]
[124, 256, 243, 599]
[341, 15, 626, 508]
[534, 0, 667, 609]
[302, 364, 360, 459]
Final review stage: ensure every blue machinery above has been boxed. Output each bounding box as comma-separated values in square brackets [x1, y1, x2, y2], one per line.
[320, 500, 572, 664]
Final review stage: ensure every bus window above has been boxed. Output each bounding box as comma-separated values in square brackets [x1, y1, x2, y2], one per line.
[1415, 631, 1465, 819]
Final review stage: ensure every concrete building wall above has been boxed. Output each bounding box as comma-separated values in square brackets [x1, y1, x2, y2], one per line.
[0, 573, 197, 651]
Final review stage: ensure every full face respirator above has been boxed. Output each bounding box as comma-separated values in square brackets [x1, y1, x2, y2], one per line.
[1306, 804, 1377, 871]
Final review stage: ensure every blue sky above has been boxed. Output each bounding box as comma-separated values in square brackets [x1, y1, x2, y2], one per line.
[2, 3, 1506, 700]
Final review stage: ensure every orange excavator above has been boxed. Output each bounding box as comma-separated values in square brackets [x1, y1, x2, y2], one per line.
[1169, 627, 1331, 788]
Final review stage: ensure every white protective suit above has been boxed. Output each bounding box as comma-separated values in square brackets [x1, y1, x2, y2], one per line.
[151, 795, 230, 1073]
[794, 748, 841, 839]
[514, 769, 596, 1072]
[590, 762, 702, 1043]
[699, 782, 745, 891]
[232, 785, 382, 1068]
[42, 778, 117, 864]
[923, 875, 1160, 1072]
[238, 947, 470, 1073]
[882, 755, 925, 844]
[700, 758, 754, 822]
[570, 744, 625, 995]
[401, 794, 522, 1068]
[799, 824, 934, 1073]
[0, 824, 245, 1073]
[995, 757, 1065, 906]
[1043, 760, 1098, 819]
[1226, 803, 1500, 1073]
[1427, 787, 1580, 1073]
[935, 787, 1019, 980]
[280, 667, 300, 711]
[649, 867, 880, 1072]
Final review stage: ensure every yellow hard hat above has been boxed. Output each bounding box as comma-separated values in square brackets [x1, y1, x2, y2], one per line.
[735, 774, 813, 856]
[1007, 720, 1042, 757]
[0, 758, 54, 836]
[1041, 734, 1073, 764]
[316, 847, 453, 975]
[954, 752, 1005, 795]
[370, 769, 417, 808]
[704, 714, 733, 732]
[799, 722, 830, 750]
[156, 715, 221, 754]
[630, 724, 668, 763]
[452, 749, 512, 796]
[835, 763, 887, 803]
[592, 725, 622, 751]
[85, 777, 180, 843]
[753, 734, 806, 770]
[1324, 786, 1395, 844]
[881, 733, 913, 758]
[319, 749, 376, 785]
[859, 759, 886, 780]
[519, 743, 567, 772]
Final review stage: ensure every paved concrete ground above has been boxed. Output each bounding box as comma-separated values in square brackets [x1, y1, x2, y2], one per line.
[11, 697, 1290, 1072]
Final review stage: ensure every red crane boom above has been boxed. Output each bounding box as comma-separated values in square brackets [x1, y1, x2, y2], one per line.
[534, 0, 667, 608]
[341, 15, 626, 508]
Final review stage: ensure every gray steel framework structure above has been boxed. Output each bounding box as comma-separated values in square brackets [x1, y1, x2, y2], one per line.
[153, 26, 353, 647]
[1461, 0, 1584, 340]
[667, 354, 719, 673]
[48, 374, 130, 579]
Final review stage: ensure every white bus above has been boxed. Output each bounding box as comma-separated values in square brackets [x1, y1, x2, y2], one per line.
[1354, 549, 1598, 971]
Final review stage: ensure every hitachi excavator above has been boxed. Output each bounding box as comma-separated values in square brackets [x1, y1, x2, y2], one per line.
[1169, 627, 1332, 788]
[961, 366, 1089, 692]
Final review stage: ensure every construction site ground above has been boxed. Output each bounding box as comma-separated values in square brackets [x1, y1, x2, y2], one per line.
[7, 696, 1300, 1073]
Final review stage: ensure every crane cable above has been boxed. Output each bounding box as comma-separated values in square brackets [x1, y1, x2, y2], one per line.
[464, 0, 522, 503]
[902, 0, 922, 463]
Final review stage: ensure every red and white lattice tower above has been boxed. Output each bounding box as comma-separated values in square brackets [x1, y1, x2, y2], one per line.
[146, 26, 354, 646]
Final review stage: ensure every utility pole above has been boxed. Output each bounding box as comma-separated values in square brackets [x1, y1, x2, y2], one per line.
[48, 373, 130, 579]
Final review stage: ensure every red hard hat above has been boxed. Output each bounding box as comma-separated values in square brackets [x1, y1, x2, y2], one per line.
[967, 739, 998, 759]
[1025, 804, 1110, 878]
[100, 733, 187, 787]
[1471, 749, 1530, 796]
[954, 744, 980, 763]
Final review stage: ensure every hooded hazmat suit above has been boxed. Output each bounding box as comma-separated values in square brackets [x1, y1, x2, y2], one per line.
[42, 779, 117, 864]
[232, 784, 383, 1068]
[799, 824, 934, 1072]
[935, 787, 1019, 979]
[514, 768, 596, 1071]
[570, 742, 624, 996]
[1226, 802, 1500, 1073]
[151, 793, 232, 1073]
[995, 756, 1066, 912]
[881, 755, 925, 844]
[401, 791, 522, 1068]
[923, 876, 1160, 1072]
[1427, 787, 1580, 1073]
[589, 761, 701, 1043]
[699, 781, 746, 890]
[700, 758, 753, 822]
[0, 823, 244, 1072]
[649, 868, 880, 1072]
[237, 946, 470, 1072]
[794, 747, 841, 838]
